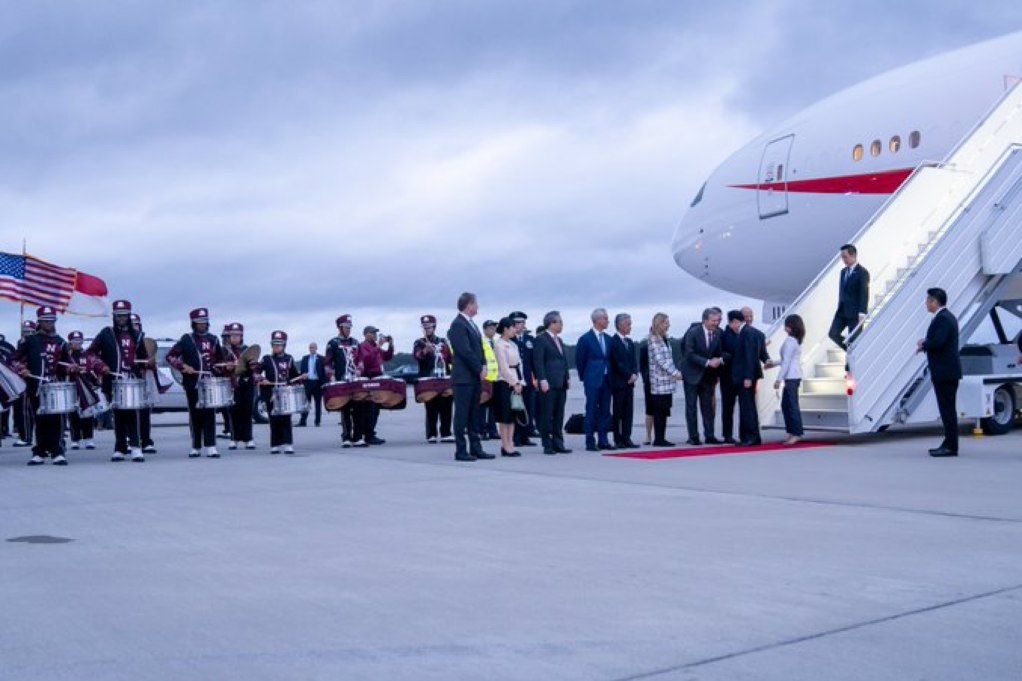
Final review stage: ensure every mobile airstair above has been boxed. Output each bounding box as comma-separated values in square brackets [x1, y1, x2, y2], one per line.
[758, 82, 1022, 434]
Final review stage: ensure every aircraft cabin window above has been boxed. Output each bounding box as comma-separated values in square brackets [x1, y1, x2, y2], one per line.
[889, 135, 901, 153]
[852, 144, 864, 162]
[870, 140, 882, 157]
[909, 130, 921, 148]
[690, 182, 706, 208]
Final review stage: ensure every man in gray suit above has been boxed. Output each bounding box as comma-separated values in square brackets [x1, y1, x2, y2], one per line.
[681, 307, 724, 445]
[533, 311, 572, 455]
[447, 292, 494, 462]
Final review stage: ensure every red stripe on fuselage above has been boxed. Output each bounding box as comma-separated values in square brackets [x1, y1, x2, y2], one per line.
[729, 168, 913, 195]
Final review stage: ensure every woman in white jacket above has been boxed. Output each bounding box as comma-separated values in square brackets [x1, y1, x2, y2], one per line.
[774, 314, 806, 445]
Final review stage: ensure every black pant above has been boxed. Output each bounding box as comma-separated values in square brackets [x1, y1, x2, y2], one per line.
[103, 385, 141, 453]
[30, 396, 63, 457]
[720, 379, 738, 441]
[425, 394, 453, 439]
[14, 394, 32, 443]
[537, 386, 567, 449]
[684, 378, 717, 440]
[781, 379, 804, 437]
[514, 384, 537, 442]
[185, 388, 217, 449]
[738, 380, 760, 444]
[300, 380, 323, 425]
[342, 401, 370, 442]
[230, 384, 254, 443]
[611, 384, 634, 445]
[933, 379, 960, 452]
[270, 414, 293, 447]
[453, 381, 483, 456]
[1, 407, 9, 437]
[69, 412, 94, 442]
[139, 408, 154, 448]
[828, 310, 860, 350]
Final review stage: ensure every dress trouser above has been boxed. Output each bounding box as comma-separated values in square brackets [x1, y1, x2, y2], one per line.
[30, 396, 63, 457]
[611, 384, 634, 445]
[230, 383, 254, 443]
[69, 412, 94, 442]
[737, 380, 761, 443]
[537, 386, 567, 449]
[139, 408, 154, 448]
[933, 379, 960, 452]
[720, 379, 738, 441]
[300, 380, 323, 425]
[828, 310, 860, 350]
[185, 387, 217, 449]
[425, 394, 453, 439]
[683, 378, 717, 440]
[453, 381, 483, 455]
[780, 379, 804, 437]
[583, 380, 613, 447]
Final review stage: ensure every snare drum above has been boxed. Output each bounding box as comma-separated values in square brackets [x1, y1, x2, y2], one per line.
[272, 385, 306, 416]
[413, 377, 453, 403]
[37, 381, 78, 415]
[80, 390, 111, 418]
[197, 377, 234, 409]
[112, 378, 147, 410]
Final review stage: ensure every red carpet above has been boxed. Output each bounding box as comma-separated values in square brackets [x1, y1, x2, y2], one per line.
[605, 441, 836, 460]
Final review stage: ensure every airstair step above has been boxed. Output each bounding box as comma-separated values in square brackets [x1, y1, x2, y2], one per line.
[815, 362, 846, 378]
[802, 377, 848, 394]
[801, 393, 848, 410]
[773, 408, 848, 430]
[826, 348, 846, 363]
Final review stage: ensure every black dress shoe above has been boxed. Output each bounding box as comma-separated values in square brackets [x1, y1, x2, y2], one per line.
[297, 422, 307, 428]
[624, 440, 640, 449]
[652, 440, 675, 447]
[598, 443, 616, 451]
[704, 437, 722, 445]
[554, 446, 572, 454]
[929, 447, 958, 457]
[722, 438, 736, 445]
[686, 438, 702, 446]
[516, 440, 536, 447]
[739, 439, 761, 447]
[474, 451, 496, 460]
[543, 447, 556, 455]
[585, 445, 600, 452]
[455, 453, 477, 461]
[501, 449, 521, 457]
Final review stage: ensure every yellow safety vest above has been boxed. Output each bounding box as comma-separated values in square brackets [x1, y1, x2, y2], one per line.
[482, 337, 498, 382]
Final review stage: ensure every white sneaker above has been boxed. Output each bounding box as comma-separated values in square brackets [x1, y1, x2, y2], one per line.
[270, 447, 280, 455]
[27, 455, 45, 466]
[440, 436, 455, 443]
[85, 440, 96, 450]
[14, 439, 30, 448]
[205, 447, 220, 458]
[245, 441, 256, 450]
[131, 448, 145, 462]
[341, 439, 353, 449]
[427, 436, 438, 444]
[111, 452, 126, 462]
[354, 438, 369, 448]
[228, 441, 238, 450]
[284, 445, 295, 454]
[52, 454, 68, 466]
[70, 441, 81, 450]
[142, 444, 156, 453]
[189, 449, 201, 458]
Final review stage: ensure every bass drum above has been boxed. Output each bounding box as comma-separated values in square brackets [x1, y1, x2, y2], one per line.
[363, 377, 407, 410]
[413, 377, 453, 403]
[323, 381, 370, 411]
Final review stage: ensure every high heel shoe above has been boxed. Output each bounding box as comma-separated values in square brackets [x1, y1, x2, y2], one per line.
[501, 448, 521, 457]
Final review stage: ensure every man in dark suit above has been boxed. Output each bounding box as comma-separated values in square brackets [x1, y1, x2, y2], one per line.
[447, 292, 494, 462]
[575, 308, 614, 452]
[299, 342, 325, 427]
[682, 307, 724, 445]
[732, 308, 774, 446]
[534, 311, 572, 455]
[608, 313, 639, 449]
[828, 243, 870, 350]
[917, 288, 962, 457]
[719, 311, 742, 444]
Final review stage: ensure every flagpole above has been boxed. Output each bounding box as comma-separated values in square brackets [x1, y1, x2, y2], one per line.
[19, 238, 25, 327]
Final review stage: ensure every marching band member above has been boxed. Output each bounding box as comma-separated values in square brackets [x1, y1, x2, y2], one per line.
[218, 324, 234, 440]
[324, 314, 366, 448]
[356, 325, 394, 446]
[88, 300, 152, 462]
[166, 308, 233, 458]
[11, 320, 36, 447]
[223, 322, 259, 450]
[131, 313, 158, 454]
[13, 306, 74, 466]
[413, 314, 454, 443]
[260, 331, 304, 454]
[0, 333, 14, 439]
[66, 330, 102, 451]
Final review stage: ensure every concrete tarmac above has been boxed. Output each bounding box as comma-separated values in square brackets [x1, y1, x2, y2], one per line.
[1, 390, 1021, 681]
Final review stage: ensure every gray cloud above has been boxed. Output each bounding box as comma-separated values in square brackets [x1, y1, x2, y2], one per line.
[1, 0, 1017, 349]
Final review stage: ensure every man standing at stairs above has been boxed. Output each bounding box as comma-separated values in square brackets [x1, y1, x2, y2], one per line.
[917, 288, 962, 458]
[828, 244, 870, 351]
[733, 310, 775, 447]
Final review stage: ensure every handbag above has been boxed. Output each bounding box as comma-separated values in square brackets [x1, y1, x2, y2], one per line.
[510, 391, 526, 412]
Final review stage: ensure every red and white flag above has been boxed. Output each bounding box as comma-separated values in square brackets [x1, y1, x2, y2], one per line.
[0, 252, 109, 317]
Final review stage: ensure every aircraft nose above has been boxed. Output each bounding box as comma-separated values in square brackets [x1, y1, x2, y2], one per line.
[672, 213, 708, 276]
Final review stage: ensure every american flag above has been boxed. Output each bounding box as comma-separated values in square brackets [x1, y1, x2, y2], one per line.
[0, 252, 77, 311]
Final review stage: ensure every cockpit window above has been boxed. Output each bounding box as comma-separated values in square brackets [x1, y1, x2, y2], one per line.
[690, 182, 706, 207]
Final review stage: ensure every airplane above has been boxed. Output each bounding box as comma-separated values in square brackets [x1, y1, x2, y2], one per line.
[672, 30, 1022, 323]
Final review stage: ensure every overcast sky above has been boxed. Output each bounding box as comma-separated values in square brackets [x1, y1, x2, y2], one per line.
[2, 1, 1019, 350]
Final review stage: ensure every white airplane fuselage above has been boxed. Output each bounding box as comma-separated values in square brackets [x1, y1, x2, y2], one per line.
[673, 31, 1022, 310]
